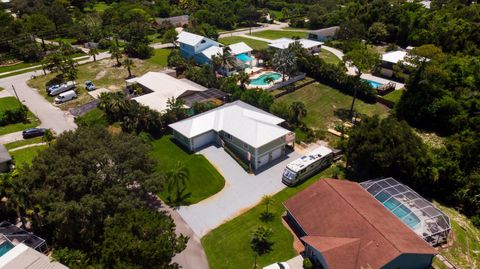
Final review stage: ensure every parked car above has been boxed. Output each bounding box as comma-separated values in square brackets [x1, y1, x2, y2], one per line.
[85, 80, 96, 91]
[47, 81, 75, 96]
[263, 262, 290, 269]
[54, 90, 77, 104]
[22, 128, 47, 139]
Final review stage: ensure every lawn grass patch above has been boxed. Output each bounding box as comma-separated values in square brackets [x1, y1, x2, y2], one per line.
[319, 48, 342, 65]
[150, 136, 225, 205]
[250, 30, 307, 40]
[277, 82, 389, 131]
[75, 108, 108, 128]
[434, 203, 480, 269]
[148, 34, 164, 44]
[147, 48, 171, 67]
[27, 57, 163, 110]
[219, 36, 269, 50]
[4, 137, 44, 150]
[0, 97, 40, 136]
[10, 145, 48, 167]
[268, 10, 284, 20]
[51, 37, 78, 45]
[383, 89, 405, 103]
[202, 167, 341, 269]
[0, 62, 39, 74]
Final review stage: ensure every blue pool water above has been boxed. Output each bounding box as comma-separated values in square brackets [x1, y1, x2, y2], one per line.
[0, 241, 14, 257]
[362, 79, 384, 89]
[236, 53, 253, 62]
[249, 72, 282, 86]
[382, 197, 421, 229]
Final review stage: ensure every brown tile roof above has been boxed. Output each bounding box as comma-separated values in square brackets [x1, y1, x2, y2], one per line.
[302, 236, 361, 269]
[284, 179, 436, 269]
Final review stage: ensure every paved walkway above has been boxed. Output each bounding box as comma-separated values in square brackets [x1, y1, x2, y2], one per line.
[239, 34, 272, 43]
[9, 142, 48, 152]
[177, 146, 300, 237]
[159, 202, 210, 269]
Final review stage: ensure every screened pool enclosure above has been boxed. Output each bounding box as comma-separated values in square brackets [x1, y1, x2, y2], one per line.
[360, 177, 451, 246]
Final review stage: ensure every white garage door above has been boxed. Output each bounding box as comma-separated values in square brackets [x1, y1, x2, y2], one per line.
[257, 153, 270, 168]
[271, 147, 283, 161]
[192, 131, 216, 151]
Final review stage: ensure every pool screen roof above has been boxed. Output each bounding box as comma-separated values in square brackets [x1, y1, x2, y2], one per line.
[360, 177, 451, 243]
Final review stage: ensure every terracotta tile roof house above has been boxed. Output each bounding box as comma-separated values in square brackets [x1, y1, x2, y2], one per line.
[284, 179, 437, 269]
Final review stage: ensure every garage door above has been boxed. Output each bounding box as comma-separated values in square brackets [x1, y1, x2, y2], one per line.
[257, 153, 270, 168]
[271, 147, 283, 161]
[193, 131, 216, 151]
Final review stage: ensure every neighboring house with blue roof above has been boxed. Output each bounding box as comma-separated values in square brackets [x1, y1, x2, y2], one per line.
[177, 31, 255, 75]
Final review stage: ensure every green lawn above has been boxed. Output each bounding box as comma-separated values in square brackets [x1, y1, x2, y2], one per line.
[85, 1, 111, 12]
[150, 136, 225, 205]
[4, 137, 44, 150]
[148, 34, 164, 44]
[147, 48, 171, 67]
[219, 36, 269, 51]
[433, 203, 480, 269]
[250, 30, 307, 40]
[75, 108, 108, 128]
[383, 89, 405, 103]
[10, 145, 48, 167]
[319, 48, 342, 65]
[277, 82, 389, 131]
[202, 166, 342, 269]
[268, 10, 284, 20]
[0, 97, 40, 136]
[0, 62, 39, 74]
[51, 38, 78, 45]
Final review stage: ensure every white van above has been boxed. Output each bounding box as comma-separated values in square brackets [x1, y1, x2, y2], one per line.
[54, 90, 77, 104]
[48, 81, 76, 96]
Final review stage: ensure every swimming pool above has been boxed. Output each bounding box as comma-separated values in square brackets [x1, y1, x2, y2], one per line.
[382, 197, 421, 229]
[249, 72, 282, 86]
[362, 79, 384, 89]
[0, 241, 14, 257]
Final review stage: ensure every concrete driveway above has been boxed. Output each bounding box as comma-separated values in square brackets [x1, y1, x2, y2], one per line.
[177, 146, 300, 237]
[0, 72, 77, 136]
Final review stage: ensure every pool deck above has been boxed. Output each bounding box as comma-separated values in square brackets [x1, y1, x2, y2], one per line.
[360, 73, 404, 90]
[245, 70, 283, 89]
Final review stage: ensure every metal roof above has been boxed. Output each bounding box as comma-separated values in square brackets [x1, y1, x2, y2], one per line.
[169, 100, 290, 148]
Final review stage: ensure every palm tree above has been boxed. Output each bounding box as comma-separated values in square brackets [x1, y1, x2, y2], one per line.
[220, 47, 237, 74]
[88, 47, 99, 62]
[261, 195, 274, 216]
[123, 58, 135, 78]
[237, 71, 250, 89]
[109, 44, 123, 66]
[289, 101, 307, 124]
[98, 92, 128, 121]
[166, 162, 190, 204]
[211, 54, 223, 74]
[0, 171, 30, 228]
[272, 48, 297, 82]
[251, 226, 274, 268]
